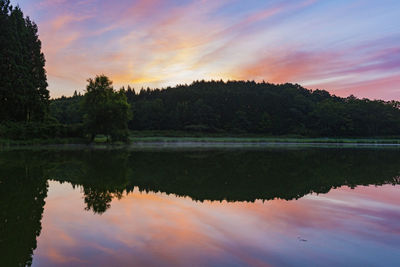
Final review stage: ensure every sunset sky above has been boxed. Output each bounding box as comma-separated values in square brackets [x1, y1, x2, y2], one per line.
[11, 0, 400, 100]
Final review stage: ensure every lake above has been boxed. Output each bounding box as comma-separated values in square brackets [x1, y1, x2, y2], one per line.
[1, 147, 400, 266]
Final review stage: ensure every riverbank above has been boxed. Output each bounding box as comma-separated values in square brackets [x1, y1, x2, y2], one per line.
[129, 131, 400, 143]
[130, 136, 400, 144]
[3, 134, 400, 150]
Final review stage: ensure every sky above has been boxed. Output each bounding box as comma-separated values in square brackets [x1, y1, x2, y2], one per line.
[11, 0, 400, 100]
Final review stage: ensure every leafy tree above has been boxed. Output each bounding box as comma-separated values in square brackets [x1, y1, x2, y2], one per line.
[82, 75, 131, 142]
[49, 94, 83, 125]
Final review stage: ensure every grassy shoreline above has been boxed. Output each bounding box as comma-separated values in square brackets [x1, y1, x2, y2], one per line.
[127, 131, 400, 144]
[129, 136, 400, 144]
[3, 132, 400, 148]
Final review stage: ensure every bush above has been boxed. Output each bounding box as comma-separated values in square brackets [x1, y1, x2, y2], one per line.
[110, 129, 130, 143]
[0, 122, 84, 140]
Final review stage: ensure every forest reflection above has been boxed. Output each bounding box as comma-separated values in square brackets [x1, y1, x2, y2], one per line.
[1, 148, 400, 266]
[50, 149, 400, 212]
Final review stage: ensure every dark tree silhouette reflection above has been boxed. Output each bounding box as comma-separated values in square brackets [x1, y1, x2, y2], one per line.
[83, 189, 123, 214]
[26, 148, 400, 213]
[83, 188, 112, 214]
[1, 147, 400, 264]
[0, 154, 48, 266]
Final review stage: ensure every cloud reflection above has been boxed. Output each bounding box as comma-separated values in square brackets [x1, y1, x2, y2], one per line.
[32, 181, 400, 266]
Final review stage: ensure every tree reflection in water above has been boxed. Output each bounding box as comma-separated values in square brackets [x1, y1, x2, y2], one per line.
[0, 153, 48, 266]
[1, 148, 400, 265]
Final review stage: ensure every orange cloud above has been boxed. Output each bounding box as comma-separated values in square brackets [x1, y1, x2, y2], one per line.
[22, 0, 399, 99]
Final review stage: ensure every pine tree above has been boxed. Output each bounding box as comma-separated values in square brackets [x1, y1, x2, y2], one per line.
[0, 0, 49, 122]
[0, 0, 14, 121]
[25, 17, 49, 121]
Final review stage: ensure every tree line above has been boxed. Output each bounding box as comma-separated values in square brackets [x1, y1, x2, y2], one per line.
[51, 80, 400, 138]
[2, 0, 400, 141]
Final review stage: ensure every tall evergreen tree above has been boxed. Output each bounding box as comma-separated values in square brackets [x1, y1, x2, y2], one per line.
[0, 0, 49, 122]
[0, 0, 13, 121]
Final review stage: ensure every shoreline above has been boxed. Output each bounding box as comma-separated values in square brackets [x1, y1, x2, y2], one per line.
[3, 138, 400, 151]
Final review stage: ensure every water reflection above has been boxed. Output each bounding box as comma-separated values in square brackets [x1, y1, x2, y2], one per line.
[1, 148, 400, 266]
[0, 153, 48, 266]
[48, 149, 400, 212]
[33, 182, 400, 266]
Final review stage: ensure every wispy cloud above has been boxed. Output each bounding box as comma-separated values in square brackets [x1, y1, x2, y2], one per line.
[11, 0, 400, 99]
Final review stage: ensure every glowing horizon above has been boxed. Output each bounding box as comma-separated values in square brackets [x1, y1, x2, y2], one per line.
[11, 0, 400, 100]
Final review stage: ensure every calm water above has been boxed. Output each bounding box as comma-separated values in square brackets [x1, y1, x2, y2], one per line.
[1, 148, 400, 266]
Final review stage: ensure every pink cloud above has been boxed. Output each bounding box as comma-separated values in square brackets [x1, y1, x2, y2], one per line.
[231, 37, 400, 100]
[17, 0, 399, 99]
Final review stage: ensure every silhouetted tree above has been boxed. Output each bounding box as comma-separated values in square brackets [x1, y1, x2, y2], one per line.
[82, 75, 131, 142]
[0, 0, 49, 122]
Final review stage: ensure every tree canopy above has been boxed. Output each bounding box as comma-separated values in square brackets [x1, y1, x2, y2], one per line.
[52, 80, 400, 137]
[81, 75, 131, 142]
